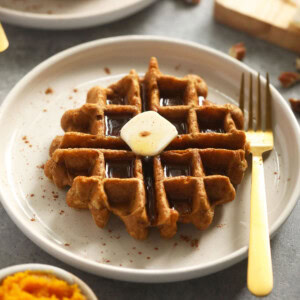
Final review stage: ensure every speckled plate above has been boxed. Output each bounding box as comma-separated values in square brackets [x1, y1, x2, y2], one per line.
[0, 36, 299, 283]
[0, 0, 156, 30]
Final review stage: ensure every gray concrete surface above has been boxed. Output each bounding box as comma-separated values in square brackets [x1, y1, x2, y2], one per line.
[0, 0, 299, 299]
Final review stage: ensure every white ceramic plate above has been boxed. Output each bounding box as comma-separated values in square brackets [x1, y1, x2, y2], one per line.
[0, 0, 156, 30]
[0, 264, 97, 300]
[0, 36, 299, 283]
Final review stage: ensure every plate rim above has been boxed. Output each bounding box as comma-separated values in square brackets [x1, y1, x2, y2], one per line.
[0, 0, 157, 29]
[0, 35, 299, 282]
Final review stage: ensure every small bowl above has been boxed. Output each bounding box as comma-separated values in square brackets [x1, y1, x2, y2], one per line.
[0, 264, 98, 300]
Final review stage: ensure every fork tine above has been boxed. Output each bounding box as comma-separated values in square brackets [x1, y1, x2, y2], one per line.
[239, 73, 245, 114]
[256, 73, 262, 131]
[266, 73, 272, 131]
[248, 74, 253, 130]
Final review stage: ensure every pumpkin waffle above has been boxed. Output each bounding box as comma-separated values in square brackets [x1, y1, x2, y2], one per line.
[44, 57, 248, 240]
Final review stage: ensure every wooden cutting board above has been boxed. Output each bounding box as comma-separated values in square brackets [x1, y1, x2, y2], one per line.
[214, 0, 300, 54]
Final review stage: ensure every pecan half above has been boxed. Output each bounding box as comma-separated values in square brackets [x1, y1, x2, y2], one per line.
[278, 72, 300, 88]
[228, 43, 246, 61]
[289, 98, 300, 113]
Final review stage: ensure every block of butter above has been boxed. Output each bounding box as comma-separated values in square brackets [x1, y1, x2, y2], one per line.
[120, 111, 178, 156]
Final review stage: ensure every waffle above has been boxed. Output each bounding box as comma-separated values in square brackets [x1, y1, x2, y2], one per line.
[44, 57, 248, 240]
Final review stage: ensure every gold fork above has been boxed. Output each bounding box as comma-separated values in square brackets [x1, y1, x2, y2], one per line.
[0, 22, 9, 52]
[239, 73, 274, 297]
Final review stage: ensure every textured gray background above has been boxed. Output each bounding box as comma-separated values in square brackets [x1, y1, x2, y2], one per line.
[0, 0, 299, 299]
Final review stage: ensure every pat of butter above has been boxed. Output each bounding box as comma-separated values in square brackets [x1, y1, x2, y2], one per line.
[120, 111, 178, 156]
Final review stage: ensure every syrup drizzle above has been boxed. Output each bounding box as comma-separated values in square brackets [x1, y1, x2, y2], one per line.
[160, 95, 183, 106]
[170, 119, 188, 134]
[198, 113, 225, 133]
[200, 128, 225, 133]
[159, 87, 184, 106]
[163, 163, 191, 177]
[105, 114, 132, 136]
[142, 157, 157, 225]
[140, 82, 158, 224]
[140, 82, 148, 112]
[105, 160, 134, 178]
[106, 95, 128, 105]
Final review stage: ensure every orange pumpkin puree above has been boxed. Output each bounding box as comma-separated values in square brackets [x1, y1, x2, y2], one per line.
[0, 271, 87, 300]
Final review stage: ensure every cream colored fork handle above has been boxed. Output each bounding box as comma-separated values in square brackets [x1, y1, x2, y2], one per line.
[0, 23, 9, 52]
[247, 154, 273, 296]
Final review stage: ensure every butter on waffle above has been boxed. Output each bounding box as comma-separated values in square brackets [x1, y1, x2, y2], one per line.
[44, 57, 247, 240]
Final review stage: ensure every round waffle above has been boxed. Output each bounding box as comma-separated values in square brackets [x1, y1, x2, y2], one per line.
[44, 57, 248, 240]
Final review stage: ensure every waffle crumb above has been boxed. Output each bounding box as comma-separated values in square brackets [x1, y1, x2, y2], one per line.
[45, 88, 53, 95]
[216, 223, 226, 228]
[104, 67, 111, 74]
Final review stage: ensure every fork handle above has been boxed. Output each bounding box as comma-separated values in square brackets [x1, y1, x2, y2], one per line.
[247, 154, 273, 296]
[0, 23, 9, 52]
